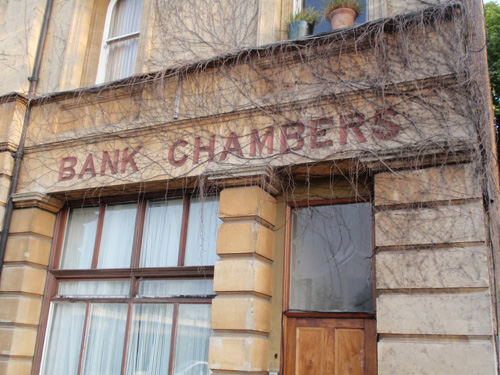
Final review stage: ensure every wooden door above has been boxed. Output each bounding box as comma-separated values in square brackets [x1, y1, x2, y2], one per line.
[284, 317, 376, 375]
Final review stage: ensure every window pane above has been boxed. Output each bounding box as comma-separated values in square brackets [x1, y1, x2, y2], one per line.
[40, 303, 86, 375]
[60, 207, 99, 269]
[105, 37, 139, 82]
[81, 303, 128, 375]
[184, 196, 221, 266]
[139, 279, 214, 297]
[305, 0, 367, 34]
[109, 0, 143, 38]
[290, 203, 373, 312]
[58, 280, 130, 297]
[172, 304, 212, 375]
[140, 199, 184, 267]
[97, 203, 138, 269]
[126, 304, 174, 375]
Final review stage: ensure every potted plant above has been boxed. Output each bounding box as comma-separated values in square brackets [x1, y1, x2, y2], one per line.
[323, 0, 362, 30]
[287, 7, 321, 39]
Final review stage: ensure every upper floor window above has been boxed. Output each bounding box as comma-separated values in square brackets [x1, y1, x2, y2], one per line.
[297, 0, 368, 35]
[96, 0, 144, 83]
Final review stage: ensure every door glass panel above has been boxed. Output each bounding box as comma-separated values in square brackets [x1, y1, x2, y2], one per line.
[290, 203, 373, 312]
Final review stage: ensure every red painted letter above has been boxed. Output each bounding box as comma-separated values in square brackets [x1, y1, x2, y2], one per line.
[372, 109, 399, 140]
[100, 150, 120, 176]
[58, 157, 77, 181]
[339, 113, 367, 146]
[250, 127, 274, 157]
[311, 118, 334, 149]
[280, 123, 305, 153]
[220, 132, 244, 161]
[168, 140, 188, 167]
[193, 135, 215, 164]
[121, 147, 142, 173]
[78, 154, 96, 179]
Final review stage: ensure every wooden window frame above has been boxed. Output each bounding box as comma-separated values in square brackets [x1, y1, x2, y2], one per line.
[281, 195, 376, 374]
[32, 192, 218, 375]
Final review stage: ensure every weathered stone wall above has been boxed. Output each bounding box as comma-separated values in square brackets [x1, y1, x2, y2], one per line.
[375, 163, 497, 375]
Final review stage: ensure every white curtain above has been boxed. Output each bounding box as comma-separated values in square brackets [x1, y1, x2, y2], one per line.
[126, 304, 174, 375]
[60, 207, 99, 269]
[184, 196, 221, 266]
[139, 279, 214, 297]
[140, 199, 184, 267]
[98, 203, 138, 269]
[81, 303, 128, 375]
[105, 0, 144, 81]
[172, 304, 212, 375]
[40, 303, 86, 375]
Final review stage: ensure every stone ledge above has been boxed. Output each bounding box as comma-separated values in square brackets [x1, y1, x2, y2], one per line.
[12, 192, 64, 213]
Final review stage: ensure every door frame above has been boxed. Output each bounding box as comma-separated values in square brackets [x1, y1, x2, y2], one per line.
[281, 197, 377, 375]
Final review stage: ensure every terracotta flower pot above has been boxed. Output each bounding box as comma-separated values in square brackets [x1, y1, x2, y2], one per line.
[328, 8, 356, 30]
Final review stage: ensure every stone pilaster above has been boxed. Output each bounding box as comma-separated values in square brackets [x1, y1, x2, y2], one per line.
[0, 193, 63, 375]
[209, 186, 276, 374]
[374, 163, 497, 375]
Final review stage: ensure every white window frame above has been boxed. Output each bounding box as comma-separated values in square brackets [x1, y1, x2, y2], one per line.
[96, 0, 142, 84]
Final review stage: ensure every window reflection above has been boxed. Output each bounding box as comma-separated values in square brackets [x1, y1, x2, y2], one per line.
[290, 202, 373, 312]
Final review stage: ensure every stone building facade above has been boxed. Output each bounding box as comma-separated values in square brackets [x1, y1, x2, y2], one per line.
[0, 0, 498, 374]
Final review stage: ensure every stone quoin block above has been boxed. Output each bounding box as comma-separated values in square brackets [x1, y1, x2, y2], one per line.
[0, 295, 42, 325]
[9, 208, 56, 238]
[378, 338, 496, 375]
[0, 326, 38, 357]
[0, 358, 32, 375]
[216, 221, 274, 260]
[209, 334, 270, 372]
[4, 235, 52, 266]
[0, 265, 46, 295]
[375, 164, 481, 205]
[375, 202, 486, 247]
[213, 258, 272, 297]
[219, 186, 276, 227]
[211, 296, 271, 333]
[0, 151, 14, 177]
[0, 176, 11, 205]
[376, 246, 489, 289]
[377, 292, 494, 336]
